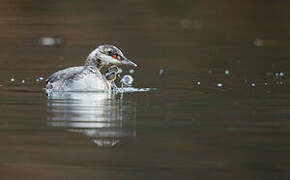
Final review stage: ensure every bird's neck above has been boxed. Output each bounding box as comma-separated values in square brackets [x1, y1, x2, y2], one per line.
[85, 58, 103, 69]
[84, 49, 103, 70]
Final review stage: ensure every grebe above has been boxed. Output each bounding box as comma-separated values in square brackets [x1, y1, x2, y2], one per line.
[45, 45, 136, 92]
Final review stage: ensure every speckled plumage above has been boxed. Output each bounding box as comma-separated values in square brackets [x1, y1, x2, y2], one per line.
[46, 66, 110, 91]
[45, 45, 136, 92]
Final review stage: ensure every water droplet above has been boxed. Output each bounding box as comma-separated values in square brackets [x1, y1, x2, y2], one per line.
[121, 75, 134, 86]
[21, 80, 25, 84]
[159, 69, 164, 75]
[10, 78, 15, 82]
[264, 82, 268, 86]
[118, 68, 123, 74]
[224, 70, 230, 75]
[36, 78, 40, 82]
[275, 72, 279, 77]
[129, 69, 135, 74]
[279, 72, 284, 77]
[217, 83, 223, 87]
[254, 38, 264, 47]
[251, 82, 256, 87]
[197, 81, 201, 85]
[39, 77, 44, 81]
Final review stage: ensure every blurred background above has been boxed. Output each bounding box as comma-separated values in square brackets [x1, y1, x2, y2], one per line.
[0, 0, 290, 179]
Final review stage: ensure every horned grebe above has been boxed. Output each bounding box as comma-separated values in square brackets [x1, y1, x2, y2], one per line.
[45, 45, 137, 92]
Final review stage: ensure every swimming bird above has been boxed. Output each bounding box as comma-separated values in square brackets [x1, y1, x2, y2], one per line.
[45, 45, 137, 92]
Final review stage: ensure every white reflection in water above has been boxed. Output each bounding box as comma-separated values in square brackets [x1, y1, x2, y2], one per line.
[46, 92, 136, 147]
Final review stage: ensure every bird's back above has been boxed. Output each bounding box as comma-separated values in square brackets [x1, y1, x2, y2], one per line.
[45, 66, 110, 92]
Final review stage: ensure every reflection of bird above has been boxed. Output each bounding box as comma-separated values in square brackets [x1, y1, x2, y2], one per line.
[47, 92, 137, 147]
[45, 45, 137, 92]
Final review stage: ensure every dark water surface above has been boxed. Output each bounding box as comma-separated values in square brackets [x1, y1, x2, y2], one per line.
[0, 0, 290, 179]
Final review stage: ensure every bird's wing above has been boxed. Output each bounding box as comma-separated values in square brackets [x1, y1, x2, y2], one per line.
[46, 66, 85, 85]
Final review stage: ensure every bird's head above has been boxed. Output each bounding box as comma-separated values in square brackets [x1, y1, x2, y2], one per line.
[85, 45, 137, 69]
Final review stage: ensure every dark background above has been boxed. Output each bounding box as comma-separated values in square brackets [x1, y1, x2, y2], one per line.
[0, 0, 290, 179]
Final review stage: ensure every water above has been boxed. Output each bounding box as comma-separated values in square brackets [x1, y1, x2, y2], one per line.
[120, 74, 134, 87]
[0, 0, 290, 179]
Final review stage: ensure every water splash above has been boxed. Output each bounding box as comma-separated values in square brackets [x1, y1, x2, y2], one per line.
[112, 74, 152, 94]
[113, 87, 151, 94]
[224, 70, 230, 75]
[279, 72, 284, 77]
[217, 83, 223, 87]
[36, 76, 44, 82]
[129, 69, 135, 74]
[121, 75, 134, 87]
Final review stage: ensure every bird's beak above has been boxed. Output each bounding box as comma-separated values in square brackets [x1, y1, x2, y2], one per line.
[121, 58, 137, 67]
